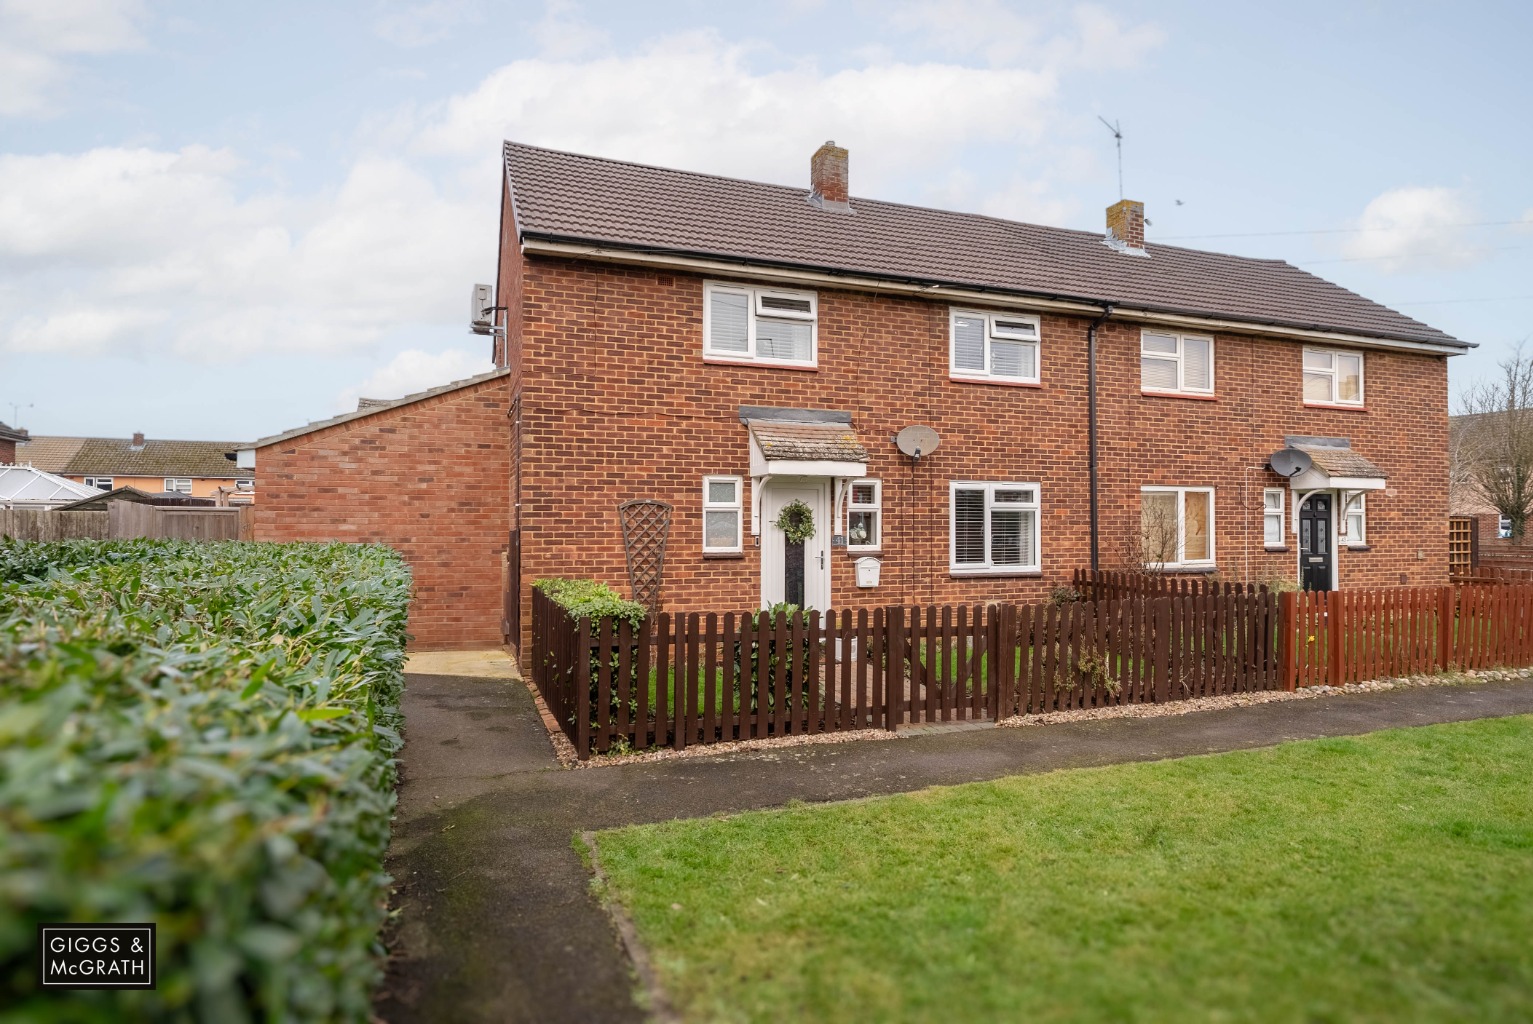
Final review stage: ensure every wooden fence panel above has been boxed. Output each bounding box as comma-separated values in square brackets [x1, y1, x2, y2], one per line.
[0, 508, 109, 540]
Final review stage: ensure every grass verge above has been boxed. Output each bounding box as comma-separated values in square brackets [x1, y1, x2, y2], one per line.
[595, 716, 1533, 1023]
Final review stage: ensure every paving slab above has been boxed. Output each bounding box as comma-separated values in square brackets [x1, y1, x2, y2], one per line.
[375, 673, 1533, 1024]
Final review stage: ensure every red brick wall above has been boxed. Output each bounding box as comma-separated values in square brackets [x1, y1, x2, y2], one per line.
[0, 438, 14, 464]
[254, 374, 511, 650]
[512, 254, 1451, 650]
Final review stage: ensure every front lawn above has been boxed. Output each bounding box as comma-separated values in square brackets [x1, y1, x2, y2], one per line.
[594, 716, 1533, 1023]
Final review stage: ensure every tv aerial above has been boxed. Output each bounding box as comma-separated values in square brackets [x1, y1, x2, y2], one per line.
[896, 425, 940, 461]
[1098, 116, 1124, 200]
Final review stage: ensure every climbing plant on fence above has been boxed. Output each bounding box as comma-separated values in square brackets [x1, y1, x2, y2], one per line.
[0, 538, 412, 1022]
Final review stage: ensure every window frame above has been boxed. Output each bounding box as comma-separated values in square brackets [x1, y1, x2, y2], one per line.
[949, 308, 1042, 385]
[702, 281, 818, 368]
[1263, 487, 1286, 549]
[164, 477, 193, 494]
[1342, 493, 1367, 547]
[701, 475, 744, 554]
[846, 478, 882, 552]
[1140, 329, 1215, 396]
[1302, 347, 1365, 407]
[1140, 486, 1217, 569]
[84, 477, 113, 491]
[948, 481, 1042, 575]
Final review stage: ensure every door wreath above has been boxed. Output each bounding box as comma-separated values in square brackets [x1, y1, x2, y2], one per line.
[774, 499, 816, 544]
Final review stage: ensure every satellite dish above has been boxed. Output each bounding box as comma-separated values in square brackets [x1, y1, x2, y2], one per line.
[1268, 449, 1313, 478]
[896, 425, 941, 460]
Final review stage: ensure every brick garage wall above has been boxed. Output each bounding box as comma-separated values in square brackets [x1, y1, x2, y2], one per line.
[255, 373, 511, 650]
[0, 437, 14, 464]
[512, 254, 1451, 650]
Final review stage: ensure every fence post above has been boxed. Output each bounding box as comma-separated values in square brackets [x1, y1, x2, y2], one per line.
[1438, 585, 1453, 672]
[575, 615, 592, 760]
[885, 606, 903, 732]
[1279, 590, 1296, 692]
[1326, 589, 1344, 686]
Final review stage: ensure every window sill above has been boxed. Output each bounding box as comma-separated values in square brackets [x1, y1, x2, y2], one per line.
[845, 548, 881, 557]
[1151, 565, 1218, 574]
[1343, 544, 1371, 552]
[703, 356, 817, 372]
[949, 375, 1043, 389]
[1303, 401, 1366, 412]
[1141, 390, 1217, 401]
[1264, 546, 1291, 553]
[702, 551, 746, 560]
[949, 568, 1043, 578]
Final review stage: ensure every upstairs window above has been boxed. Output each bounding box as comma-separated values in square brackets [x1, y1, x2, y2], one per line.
[1303, 348, 1364, 406]
[704, 283, 817, 366]
[847, 479, 881, 550]
[950, 309, 1041, 384]
[1141, 330, 1213, 395]
[702, 476, 743, 553]
[84, 477, 113, 491]
[164, 477, 193, 494]
[950, 482, 1040, 574]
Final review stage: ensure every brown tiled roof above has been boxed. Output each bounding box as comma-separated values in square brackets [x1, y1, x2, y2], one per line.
[504, 142, 1466, 350]
[1294, 444, 1386, 480]
[749, 420, 868, 463]
[250, 368, 510, 450]
[16, 436, 252, 479]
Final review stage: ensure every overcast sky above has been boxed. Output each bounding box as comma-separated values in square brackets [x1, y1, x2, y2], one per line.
[1, 0, 1529, 442]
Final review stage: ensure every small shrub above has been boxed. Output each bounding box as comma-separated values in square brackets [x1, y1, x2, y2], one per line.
[1049, 586, 1082, 606]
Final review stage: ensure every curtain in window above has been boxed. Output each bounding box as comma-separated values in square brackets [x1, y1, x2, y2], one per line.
[1183, 491, 1211, 561]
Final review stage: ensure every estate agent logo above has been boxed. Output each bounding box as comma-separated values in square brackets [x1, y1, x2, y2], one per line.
[38, 924, 156, 990]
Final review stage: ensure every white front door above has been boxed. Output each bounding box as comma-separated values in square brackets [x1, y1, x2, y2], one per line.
[761, 478, 830, 610]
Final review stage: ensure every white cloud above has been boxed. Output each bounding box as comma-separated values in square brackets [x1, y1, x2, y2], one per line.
[336, 347, 494, 411]
[885, 1, 1164, 70]
[372, 0, 482, 48]
[0, 0, 146, 116]
[1342, 186, 1483, 272]
[0, 147, 492, 360]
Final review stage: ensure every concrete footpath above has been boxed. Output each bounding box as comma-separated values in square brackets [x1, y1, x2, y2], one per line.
[374, 672, 1533, 1024]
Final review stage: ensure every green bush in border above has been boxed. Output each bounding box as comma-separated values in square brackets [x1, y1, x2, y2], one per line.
[0, 539, 412, 1022]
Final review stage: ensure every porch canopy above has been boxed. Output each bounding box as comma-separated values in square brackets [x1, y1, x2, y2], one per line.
[741, 406, 868, 535]
[1283, 435, 1387, 493]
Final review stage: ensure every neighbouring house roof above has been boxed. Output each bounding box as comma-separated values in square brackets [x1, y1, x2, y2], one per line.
[51, 487, 218, 512]
[0, 421, 24, 443]
[248, 367, 509, 450]
[0, 465, 99, 508]
[15, 435, 254, 479]
[747, 419, 868, 464]
[504, 141, 1467, 352]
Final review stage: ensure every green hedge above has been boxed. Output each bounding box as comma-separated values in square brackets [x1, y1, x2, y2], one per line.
[0, 539, 412, 1022]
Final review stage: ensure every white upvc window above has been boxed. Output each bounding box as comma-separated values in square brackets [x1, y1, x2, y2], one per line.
[950, 482, 1041, 574]
[1263, 488, 1286, 548]
[1140, 487, 1216, 568]
[1342, 494, 1367, 546]
[235, 479, 254, 491]
[950, 309, 1041, 384]
[1303, 347, 1364, 406]
[702, 476, 743, 553]
[703, 282, 817, 366]
[847, 479, 881, 550]
[1141, 330, 1214, 394]
[84, 477, 113, 491]
[164, 477, 193, 494]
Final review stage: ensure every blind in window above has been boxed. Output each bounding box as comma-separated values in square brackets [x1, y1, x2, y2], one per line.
[990, 339, 1035, 379]
[1183, 338, 1211, 390]
[756, 318, 812, 361]
[953, 488, 985, 564]
[709, 290, 749, 353]
[952, 315, 985, 372]
[990, 509, 1034, 566]
[1142, 355, 1178, 391]
[1303, 372, 1332, 402]
[1183, 491, 1211, 561]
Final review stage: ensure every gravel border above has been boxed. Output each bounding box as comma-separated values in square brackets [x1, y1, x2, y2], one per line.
[532, 668, 1533, 769]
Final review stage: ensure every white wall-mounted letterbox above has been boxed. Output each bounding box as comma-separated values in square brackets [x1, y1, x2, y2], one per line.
[855, 556, 881, 588]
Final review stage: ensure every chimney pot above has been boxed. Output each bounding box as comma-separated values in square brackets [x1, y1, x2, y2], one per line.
[132, 431, 145, 447]
[1105, 199, 1147, 254]
[808, 141, 851, 213]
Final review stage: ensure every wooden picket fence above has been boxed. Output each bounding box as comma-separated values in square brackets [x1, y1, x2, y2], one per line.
[1072, 568, 1268, 602]
[1286, 584, 1533, 687]
[531, 587, 1282, 759]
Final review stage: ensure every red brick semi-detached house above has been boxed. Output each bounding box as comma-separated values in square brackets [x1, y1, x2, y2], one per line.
[493, 140, 1468, 655]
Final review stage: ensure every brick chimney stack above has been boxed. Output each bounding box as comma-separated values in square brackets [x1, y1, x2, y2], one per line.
[1105, 199, 1146, 254]
[808, 140, 851, 212]
[132, 431, 145, 448]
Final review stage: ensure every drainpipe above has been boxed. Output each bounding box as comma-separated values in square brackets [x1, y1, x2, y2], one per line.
[1086, 304, 1115, 573]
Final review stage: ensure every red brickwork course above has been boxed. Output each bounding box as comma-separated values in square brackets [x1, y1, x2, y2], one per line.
[254, 375, 511, 650]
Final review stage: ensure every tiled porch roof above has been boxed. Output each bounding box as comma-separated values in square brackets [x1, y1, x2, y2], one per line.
[748, 420, 868, 463]
[1292, 443, 1386, 480]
